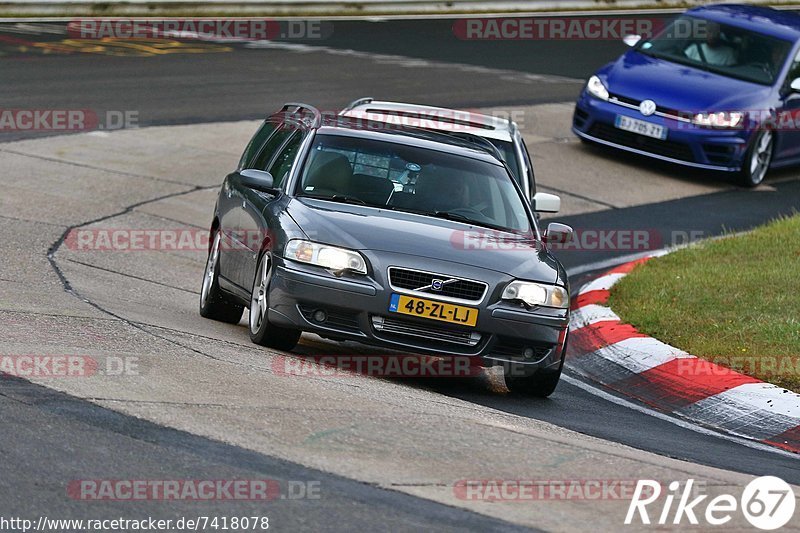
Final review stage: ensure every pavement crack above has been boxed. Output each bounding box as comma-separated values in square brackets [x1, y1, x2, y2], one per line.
[0, 213, 66, 228]
[537, 184, 619, 210]
[64, 258, 199, 295]
[0, 147, 196, 187]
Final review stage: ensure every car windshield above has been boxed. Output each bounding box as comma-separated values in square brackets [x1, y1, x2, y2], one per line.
[296, 133, 532, 233]
[449, 134, 523, 185]
[636, 15, 792, 85]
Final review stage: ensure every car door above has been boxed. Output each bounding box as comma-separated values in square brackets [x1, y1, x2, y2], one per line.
[774, 48, 800, 161]
[225, 119, 294, 288]
[217, 119, 279, 287]
[237, 126, 306, 290]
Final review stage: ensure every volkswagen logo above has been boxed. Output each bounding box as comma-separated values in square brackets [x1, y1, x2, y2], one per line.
[639, 99, 657, 116]
[431, 279, 444, 291]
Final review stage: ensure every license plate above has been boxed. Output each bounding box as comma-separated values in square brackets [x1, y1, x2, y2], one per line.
[388, 294, 478, 327]
[614, 115, 667, 140]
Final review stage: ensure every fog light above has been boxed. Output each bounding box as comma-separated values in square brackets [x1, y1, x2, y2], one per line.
[313, 309, 327, 323]
[523, 347, 536, 359]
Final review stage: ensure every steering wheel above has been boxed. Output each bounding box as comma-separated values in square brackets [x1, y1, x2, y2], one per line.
[449, 207, 493, 223]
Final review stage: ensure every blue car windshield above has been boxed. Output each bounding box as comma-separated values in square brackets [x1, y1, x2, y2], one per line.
[296, 133, 532, 234]
[636, 15, 793, 85]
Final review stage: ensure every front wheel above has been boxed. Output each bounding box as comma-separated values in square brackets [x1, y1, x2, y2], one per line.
[200, 231, 244, 324]
[249, 253, 301, 351]
[739, 130, 773, 187]
[504, 335, 567, 398]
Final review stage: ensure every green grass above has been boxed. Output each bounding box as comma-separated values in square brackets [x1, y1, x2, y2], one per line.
[608, 214, 800, 392]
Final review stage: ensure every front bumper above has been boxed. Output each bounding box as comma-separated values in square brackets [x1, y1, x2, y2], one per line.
[267, 257, 569, 377]
[572, 91, 752, 171]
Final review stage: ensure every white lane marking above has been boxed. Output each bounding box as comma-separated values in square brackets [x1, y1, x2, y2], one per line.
[566, 249, 665, 277]
[577, 272, 625, 294]
[243, 40, 582, 85]
[569, 304, 619, 329]
[561, 374, 799, 458]
[593, 336, 694, 374]
[2, 23, 66, 35]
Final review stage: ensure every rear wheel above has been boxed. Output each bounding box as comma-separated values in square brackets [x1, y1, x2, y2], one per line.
[200, 231, 244, 324]
[739, 130, 773, 187]
[504, 335, 567, 398]
[249, 252, 301, 350]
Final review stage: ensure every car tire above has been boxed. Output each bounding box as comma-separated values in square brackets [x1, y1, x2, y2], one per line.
[504, 335, 567, 398]
[739, 129, 773, 187]
[249, 252, 301, 351]
[200, 231, 244, 324]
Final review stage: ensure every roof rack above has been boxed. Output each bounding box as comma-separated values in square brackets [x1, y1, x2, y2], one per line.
[279, 102, 322, 128]
[342, 97, 374, 112]
[446, 132, 505, 163]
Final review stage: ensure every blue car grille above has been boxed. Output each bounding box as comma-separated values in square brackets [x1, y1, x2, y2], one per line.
[588, 122, 695, 163]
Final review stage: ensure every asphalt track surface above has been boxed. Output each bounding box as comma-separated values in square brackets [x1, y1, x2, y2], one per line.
[1, 15, 799, 531]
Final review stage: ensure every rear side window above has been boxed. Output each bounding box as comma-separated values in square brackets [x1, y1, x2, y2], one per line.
[251, 125, 295, 171]
[238, 120, 279, 169]
[268, 132, 304, 187]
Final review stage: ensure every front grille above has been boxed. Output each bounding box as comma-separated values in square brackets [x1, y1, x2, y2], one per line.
[388, 267, 487, 303]
[608, 94, 684, 120]
[588, 122, 695, 163]
[371, 316, 482, 347]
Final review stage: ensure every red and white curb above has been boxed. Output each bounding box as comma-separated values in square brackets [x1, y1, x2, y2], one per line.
[568, 255, 800, 454]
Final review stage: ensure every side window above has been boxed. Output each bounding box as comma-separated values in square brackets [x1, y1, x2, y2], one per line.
[251, 125, 294, 171]
[785, 49, 800, 90]
[238, 120, 278, 169]
[268, 132, 304, 187]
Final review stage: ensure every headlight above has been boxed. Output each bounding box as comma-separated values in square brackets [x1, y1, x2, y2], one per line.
[284, 240, 367, 274]
[692, 111, 744, 128]
[586, 75, 609, 101]
[502, 280, 569, 309]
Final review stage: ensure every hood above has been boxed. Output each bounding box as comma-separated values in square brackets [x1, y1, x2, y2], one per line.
[600, 50, 772, 112]
[286, 197, 561, 283]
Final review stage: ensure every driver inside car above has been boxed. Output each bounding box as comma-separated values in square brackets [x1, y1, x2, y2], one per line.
[414, 167, 473, 213]
[684, 21, 737, 66]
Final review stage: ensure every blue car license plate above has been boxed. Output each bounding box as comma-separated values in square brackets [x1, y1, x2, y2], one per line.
[615, 115, 667, 140]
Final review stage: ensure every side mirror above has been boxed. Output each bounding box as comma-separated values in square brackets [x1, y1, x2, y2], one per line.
[790, 78, 800, 92]
[532, 192, 561, 213]
[623, 34, 642, 47]
[239, 169, 275, 192]
[545, 222, 573, 244]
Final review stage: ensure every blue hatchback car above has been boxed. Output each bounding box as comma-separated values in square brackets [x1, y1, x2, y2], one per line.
[573, 4, 800, 186]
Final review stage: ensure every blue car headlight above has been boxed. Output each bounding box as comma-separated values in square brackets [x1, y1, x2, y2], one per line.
[284, 239, 367, 274]
[586, 75, 609, 101]
[692, 111, 745, 129]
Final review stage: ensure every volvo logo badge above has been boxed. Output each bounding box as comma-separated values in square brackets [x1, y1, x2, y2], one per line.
[639, 99, 657, 116]
[431, 279, 444, 291]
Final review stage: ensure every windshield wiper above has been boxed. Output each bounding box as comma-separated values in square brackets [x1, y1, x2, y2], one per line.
[304, 194, 366, 205]
[431, 211, 473, 223]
